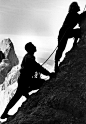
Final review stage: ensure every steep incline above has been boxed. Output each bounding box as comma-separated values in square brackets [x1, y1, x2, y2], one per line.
[3, 11, 86, 124]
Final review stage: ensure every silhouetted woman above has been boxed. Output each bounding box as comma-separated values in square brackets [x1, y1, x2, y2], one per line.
[55, 2, 81, 73]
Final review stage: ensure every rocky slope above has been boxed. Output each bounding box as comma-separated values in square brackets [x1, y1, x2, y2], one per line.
[2, 12, 86, 124]
[0, 38, 19, 119]
[0, 38, 19, 67]
[0, 65, 20, 117]
[0, 38, 19, 85]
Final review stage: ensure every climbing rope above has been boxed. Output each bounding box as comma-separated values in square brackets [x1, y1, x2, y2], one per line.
[42, 5, 86, 66]
[42, 28, 69, 66]
[42, 45, 58, 66]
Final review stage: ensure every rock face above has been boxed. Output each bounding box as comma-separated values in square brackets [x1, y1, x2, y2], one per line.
[0, 38, 19, 67]
[0, 65, 20, 117]
[0, 38, 19, 84]
[2, 12, 86, 124]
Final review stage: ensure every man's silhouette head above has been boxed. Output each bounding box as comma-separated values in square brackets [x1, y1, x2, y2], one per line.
[69, 2, 80, 13]
[25, 42, 36, 54]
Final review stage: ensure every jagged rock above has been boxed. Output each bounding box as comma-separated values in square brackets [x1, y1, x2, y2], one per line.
[2, 12, 86, 124]
[0, 38, 19, 84]
[0, 59, 10, 84]
[0, 65, 20, 117]
[0, 38, 19, 67]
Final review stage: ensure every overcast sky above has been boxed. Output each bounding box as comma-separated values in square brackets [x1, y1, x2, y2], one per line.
[0, 0, 86, 63]
[0, 0, 69, 35]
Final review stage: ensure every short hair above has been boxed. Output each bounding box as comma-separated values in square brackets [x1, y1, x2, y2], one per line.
[69, 2, 80, 12]
[25, 42, 36, 53]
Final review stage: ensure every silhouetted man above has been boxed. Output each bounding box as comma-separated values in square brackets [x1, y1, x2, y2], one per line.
[1, 42, 52, 119]
[55, 2, 81, 73]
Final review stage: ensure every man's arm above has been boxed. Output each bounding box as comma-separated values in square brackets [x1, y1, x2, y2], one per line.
[35, 61, 50, 76]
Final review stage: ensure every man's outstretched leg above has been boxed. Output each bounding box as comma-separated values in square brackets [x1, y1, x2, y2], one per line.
[1, 87, 22, 119]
